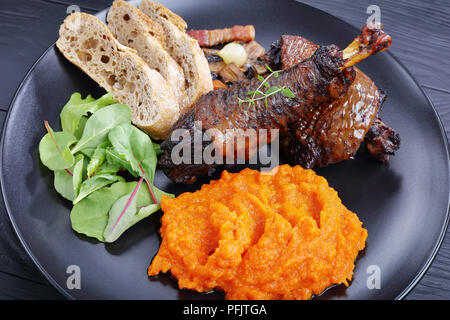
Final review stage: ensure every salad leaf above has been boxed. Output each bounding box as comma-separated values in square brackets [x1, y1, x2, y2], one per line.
[135, 204, 161, 222]
[73, 173, 122, 204]
[72, 154, 85, 197]
[39, 121, 76, 171]
[96, 162, 122, 175]
[71, 181, 133, 241]
[105, 148, 138, 177]
[71, 104, 131, 154]
[79, 147, 95, 158]
[60, 93, 115, 138]
[153, 142, 163, 156]
[103, 178, 144, 243]
[86, 142, 110, 178]
[40, 91, 173, 243]
[151, 184, 175, 203]
[104, 202, 161, 243]
[60, 93, 94, 135]
[104, 181, 173, 242]
[74, 116, 88, 141]
[108, 123, 157, 182]
[71, 181, 156, 241]
[54, 170, 76, 201]
[54, 154, 83, 201]
[54, 169, 76, 201]
[70, 180, 173, 242]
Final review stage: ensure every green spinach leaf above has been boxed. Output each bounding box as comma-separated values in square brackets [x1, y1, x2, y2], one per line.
[60, 93, 115, 138]
[79, 147, 95, 158]
[108, 123, 157, 182]
[86, 142, 110, 178]
[153, 143, 162, 156]
[105, 148, 138, 177]
[71, 181, 133, 241]
[96, 162, 122, 175]
[73, 173, 122, 204]
[54, 154, 83, 201]
[72, 154, 85, 197]
[70, 180, 173, 242]
[39, 121, 76, 171]
[71, 104, 131, 154]
[103, 178, 144, 242]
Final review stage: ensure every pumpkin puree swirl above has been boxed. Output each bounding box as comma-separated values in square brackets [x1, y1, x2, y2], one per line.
[148, 165, 367, 299]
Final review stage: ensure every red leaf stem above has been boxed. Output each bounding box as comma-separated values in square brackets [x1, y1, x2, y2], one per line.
[44, 120, 73, 176]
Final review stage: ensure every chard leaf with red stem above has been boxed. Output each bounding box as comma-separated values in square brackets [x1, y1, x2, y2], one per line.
[71, 104, 130, 154]
[39, 121, 76, 171]
[108, 123, 158, 203]
[103, 177, 144, 243]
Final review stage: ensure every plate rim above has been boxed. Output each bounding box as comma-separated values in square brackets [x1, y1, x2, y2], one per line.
[0, 44, 74, 299]
[1, 0, 449, 300]
[385, 51, 450, 299]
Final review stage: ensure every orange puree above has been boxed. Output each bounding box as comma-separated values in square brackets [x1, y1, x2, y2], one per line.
[148, 165, 367, 300]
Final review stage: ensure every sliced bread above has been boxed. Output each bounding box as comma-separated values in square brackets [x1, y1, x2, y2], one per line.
[139, 0, 213, 108]
[107, 0, 189, 113]
[138, 0, 187, 32]
[56, 12, 179, 139]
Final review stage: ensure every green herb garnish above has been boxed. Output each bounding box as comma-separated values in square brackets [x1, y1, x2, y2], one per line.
[238, 65, 296, 108]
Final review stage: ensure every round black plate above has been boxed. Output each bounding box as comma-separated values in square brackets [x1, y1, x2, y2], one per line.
[1, 0, 449, 300]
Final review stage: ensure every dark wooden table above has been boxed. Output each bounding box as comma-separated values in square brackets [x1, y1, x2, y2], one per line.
[0, 0, 449, 299]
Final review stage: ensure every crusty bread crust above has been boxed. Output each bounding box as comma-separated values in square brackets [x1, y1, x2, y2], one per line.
[107, 0, 188, 113]
[56, 12, 179, 139]
[138, 0, 187, 32]
[139, 0, 213, 108]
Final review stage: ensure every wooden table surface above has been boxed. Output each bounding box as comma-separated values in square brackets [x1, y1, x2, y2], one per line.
[0, 0, 449, 299]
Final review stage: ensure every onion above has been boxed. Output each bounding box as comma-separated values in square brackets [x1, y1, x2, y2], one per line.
[218, 42, 248, 67]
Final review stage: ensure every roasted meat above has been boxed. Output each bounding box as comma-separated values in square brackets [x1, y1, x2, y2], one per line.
[365, 117, 401, 162]
[264, 35, 321, 71]
[276, 33, 399, 167]
[281, 69, 387, 167]
[160, 45, 354, 183]
[160, 24, 394, 184]
[280, 35, 320, 69]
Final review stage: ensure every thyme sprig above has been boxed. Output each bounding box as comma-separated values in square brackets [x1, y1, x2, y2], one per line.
[238, 65, 295, 108]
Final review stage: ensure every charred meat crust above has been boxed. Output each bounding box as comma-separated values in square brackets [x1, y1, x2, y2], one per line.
[364, 117, 401, 162]
[279, 35, 319, 69]
[264, 39, 281, 71]
[196, 45, 354, 133]
[281, 70, 387, 168]
[159, 45, 355, 184]
[281, 128, 322, 169]
[159, 109, 220, 184]
[359, 23, 392, 54]
[274, 34, 397, 168]
[160, 31, 399, 184]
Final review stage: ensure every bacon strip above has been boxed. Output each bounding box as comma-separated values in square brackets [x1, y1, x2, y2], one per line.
[188, 25, 255, 47]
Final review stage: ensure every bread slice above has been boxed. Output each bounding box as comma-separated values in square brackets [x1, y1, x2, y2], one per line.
[107, 0, 189, 113]
[56, 12, 179, 139]
[138, 0, 187, 32]
[139, 0, 213, 108]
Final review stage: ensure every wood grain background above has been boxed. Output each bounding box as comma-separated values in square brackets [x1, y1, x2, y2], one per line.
[0, 0, 449, 299]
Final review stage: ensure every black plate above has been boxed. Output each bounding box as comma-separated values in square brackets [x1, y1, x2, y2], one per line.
[1, 0, 449, 300]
